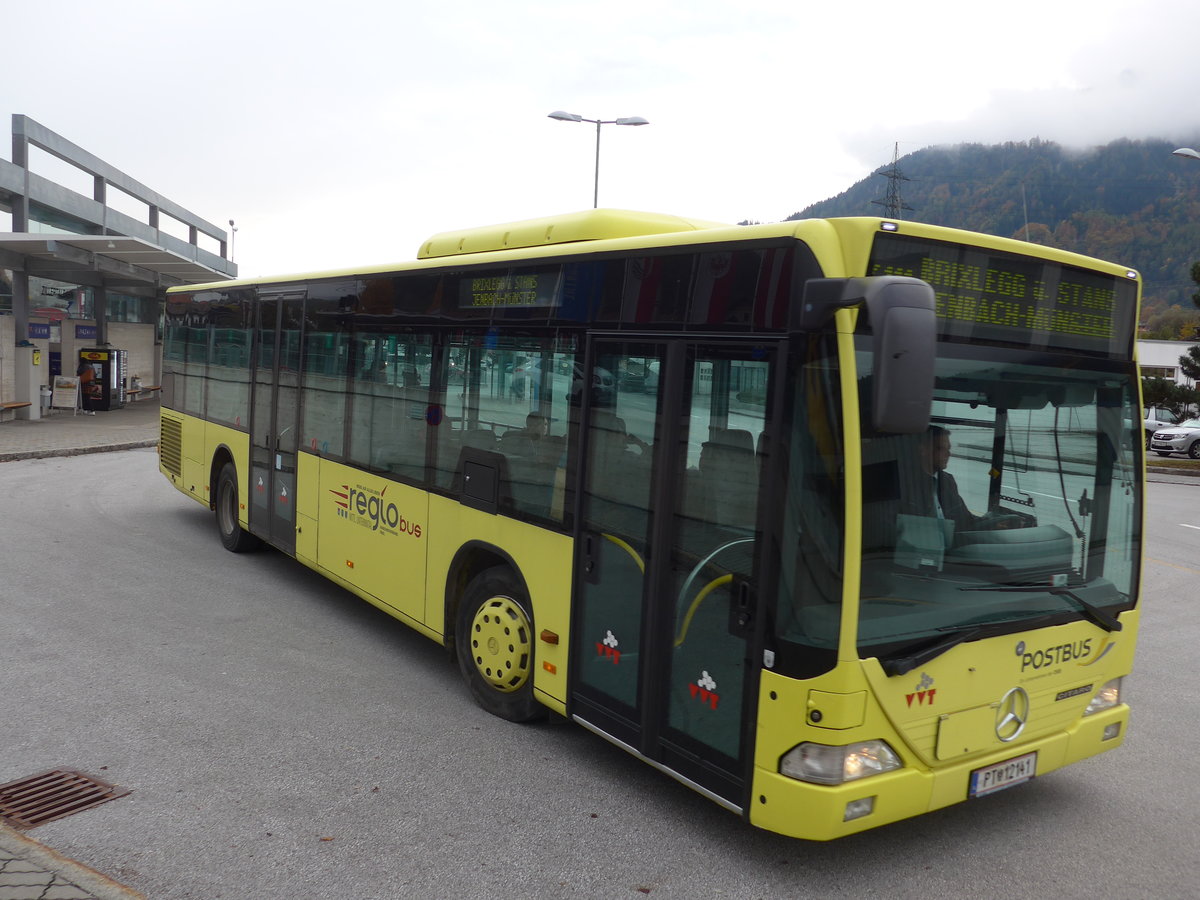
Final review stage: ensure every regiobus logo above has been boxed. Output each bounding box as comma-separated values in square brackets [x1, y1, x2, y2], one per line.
[329, 483, 422, 538]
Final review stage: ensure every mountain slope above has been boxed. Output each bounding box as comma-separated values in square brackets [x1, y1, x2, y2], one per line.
[788, 138, 1200, 312]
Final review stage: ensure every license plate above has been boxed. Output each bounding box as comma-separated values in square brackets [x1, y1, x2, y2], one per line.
[969, 752, 1037, 798]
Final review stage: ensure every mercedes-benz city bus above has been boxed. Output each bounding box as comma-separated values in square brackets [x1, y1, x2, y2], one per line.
[158, 211, 1140, 840]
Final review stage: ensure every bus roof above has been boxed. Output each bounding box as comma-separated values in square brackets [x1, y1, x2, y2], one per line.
[165, 212, 1139, 294]
[417, 208, 730, 259]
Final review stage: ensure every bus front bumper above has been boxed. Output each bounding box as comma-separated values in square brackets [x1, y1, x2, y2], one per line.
[748, 704, 1128, 841]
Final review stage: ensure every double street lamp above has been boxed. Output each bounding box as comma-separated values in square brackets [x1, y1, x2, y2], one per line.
[548, 110, 649, 208]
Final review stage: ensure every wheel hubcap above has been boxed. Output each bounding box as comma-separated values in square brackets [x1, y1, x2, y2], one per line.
[469, 596, 532, 692]
[219, 483, 236, 534]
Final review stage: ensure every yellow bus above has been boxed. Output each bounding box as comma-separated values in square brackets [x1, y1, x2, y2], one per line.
[158, 210, 1140, 840]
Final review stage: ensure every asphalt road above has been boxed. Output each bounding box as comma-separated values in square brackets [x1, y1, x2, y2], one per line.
[1, 449, 1197, 899]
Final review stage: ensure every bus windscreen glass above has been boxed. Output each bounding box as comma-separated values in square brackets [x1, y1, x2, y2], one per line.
[867, 232, 1137, 357]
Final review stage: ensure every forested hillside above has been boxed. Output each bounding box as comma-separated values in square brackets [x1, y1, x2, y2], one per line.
[787, 138, 1200, 318]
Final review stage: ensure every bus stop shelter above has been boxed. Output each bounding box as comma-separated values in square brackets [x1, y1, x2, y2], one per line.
[0, 114, 236, 418]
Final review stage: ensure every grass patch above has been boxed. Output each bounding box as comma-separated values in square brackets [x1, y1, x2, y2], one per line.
[1146, 455, 1200, 469]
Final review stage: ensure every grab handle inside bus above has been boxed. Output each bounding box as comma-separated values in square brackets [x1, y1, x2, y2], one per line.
[794, 275, 936, 434]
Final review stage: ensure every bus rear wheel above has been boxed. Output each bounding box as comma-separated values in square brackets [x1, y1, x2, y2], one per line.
[216, 462, 261, 553]
[455, 567, 544, 722]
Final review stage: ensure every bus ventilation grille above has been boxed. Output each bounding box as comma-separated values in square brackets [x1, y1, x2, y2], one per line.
[160, 416, 183, 476]
[0, 769, 130, 829]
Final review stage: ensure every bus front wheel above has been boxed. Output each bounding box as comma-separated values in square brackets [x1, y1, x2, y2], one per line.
[216, 462, 262, 553]
[455, 567, 544, 722]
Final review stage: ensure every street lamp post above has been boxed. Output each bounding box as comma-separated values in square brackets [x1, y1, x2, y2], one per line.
[1173, 147, 1200, 162]
[548, 110, 649, 208]
[228, 218, 238, 263]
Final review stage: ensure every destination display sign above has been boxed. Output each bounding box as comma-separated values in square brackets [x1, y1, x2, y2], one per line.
[867, 232, 1137, 356]
[458, 270, 562, 310]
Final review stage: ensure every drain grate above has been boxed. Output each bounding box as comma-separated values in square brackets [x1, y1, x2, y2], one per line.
[0, 769, 130, 829]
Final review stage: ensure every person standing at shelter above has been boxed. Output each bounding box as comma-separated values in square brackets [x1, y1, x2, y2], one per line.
[77, 358, 97, 415]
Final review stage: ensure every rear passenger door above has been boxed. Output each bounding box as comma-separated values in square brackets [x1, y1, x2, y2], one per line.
[573, 338, 777, 806]
[249, 290, 305, 554]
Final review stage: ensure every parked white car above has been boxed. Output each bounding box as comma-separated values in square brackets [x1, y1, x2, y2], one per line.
[1150, 417, 1200, 458]
[1143, 406, 1176, 449]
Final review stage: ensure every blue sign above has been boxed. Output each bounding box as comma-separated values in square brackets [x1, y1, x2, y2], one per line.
[75, 325, 97, 340]
[28, 323, 51, 340]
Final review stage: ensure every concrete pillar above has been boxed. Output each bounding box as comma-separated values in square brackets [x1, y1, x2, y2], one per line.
[13, 346, 41, 420]
[95, 176, 107, 233]
[95, 285, 107, 346]
[12, 270, 29, 343]
[12, 120, 30, 340]
[11, 120, 29, 232]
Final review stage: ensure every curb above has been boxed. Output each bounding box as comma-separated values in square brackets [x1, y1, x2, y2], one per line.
[0, 441, 158, 464]
[0, 823, 144, 899]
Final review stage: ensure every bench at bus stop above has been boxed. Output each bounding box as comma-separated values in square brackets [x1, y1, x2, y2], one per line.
[127, 385, 162, 401]
[0, 400, 31, 422]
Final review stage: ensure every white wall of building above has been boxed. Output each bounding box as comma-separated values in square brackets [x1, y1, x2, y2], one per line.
[106, 323, 158, 387]
[1137, 339, 1195, 386]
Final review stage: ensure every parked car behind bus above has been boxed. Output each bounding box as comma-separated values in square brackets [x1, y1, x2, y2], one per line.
[1144, 406, 1177, 449]
[1150, 417, 1200, 458]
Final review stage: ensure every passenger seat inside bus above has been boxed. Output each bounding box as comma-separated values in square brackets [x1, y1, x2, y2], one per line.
[588, 412, 652, 535]
[693, 428, 758, 532]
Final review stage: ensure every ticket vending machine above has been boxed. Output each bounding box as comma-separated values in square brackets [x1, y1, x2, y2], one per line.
[78, 348, 128, 411]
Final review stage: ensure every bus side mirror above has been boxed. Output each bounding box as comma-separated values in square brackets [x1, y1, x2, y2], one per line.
[794, 276, 936, 434]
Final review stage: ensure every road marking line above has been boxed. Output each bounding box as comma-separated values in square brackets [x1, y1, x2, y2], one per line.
[1145, 556, 1200, 575]
[1180, 524, 1200, 531]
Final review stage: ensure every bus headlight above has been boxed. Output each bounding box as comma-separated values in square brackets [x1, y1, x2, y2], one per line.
[1084, 678, 1123, 716]
[780, 740, 902, 785]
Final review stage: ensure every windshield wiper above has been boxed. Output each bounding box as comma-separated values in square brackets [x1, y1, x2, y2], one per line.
[959, 583, 1123, 633]
[1046, 587, 1123, 632]
[879, 627, 982, 677]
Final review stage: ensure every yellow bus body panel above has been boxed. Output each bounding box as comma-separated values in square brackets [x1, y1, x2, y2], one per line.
[179, 413, 208, 505]
[750, 611, 1136, 840]
[161, 425, 575, 717]
[159, 410, 201, 506]
[424, 493, 573, 713]
[304, 457, 430, 623]
[295, 451, 318, 563]
[205, 422, 251, 514]
[159, 411, 251, 524]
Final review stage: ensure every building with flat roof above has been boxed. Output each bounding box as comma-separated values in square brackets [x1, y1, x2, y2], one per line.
[0, 114, 235, 417]
[1138, 339, 1196, 387]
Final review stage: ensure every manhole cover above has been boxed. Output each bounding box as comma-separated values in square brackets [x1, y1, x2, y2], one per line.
[0, 769, 130, 829]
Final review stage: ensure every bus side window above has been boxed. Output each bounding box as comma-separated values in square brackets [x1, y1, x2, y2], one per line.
[346, 333, 431, 483]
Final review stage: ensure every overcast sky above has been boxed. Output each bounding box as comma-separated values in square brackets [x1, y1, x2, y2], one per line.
[4, 0, 1200, 278]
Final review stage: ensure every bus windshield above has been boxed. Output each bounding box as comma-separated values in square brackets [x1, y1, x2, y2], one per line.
[855, 345, 1140, 667]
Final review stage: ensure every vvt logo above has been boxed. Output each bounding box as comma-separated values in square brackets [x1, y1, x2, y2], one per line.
[906, 671, 937, 707]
